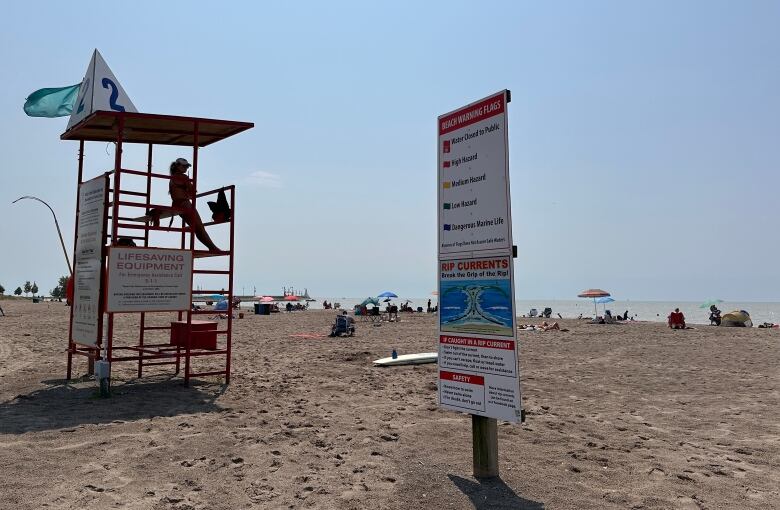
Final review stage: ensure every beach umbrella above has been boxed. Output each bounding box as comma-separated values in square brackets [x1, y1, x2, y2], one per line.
[258, 296, 274, 302]
[577, 289, 611, 316]
[699, 299, 723, 309]
[284, 295, 300, 301]
[208, 294, 225, 301]
[595, 296, 615, 314]
[377, 291, 398, 298]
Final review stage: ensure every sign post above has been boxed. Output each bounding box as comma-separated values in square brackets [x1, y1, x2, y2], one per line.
[437, 90, 520, 478]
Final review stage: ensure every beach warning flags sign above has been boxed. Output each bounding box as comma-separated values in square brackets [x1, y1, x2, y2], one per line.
[66, 49, 137, 130]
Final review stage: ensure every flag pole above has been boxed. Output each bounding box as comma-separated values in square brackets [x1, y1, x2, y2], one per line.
[12, 196, 73, 276]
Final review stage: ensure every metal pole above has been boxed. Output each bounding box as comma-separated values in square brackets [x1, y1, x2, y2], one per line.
[12, 196, 73, 276]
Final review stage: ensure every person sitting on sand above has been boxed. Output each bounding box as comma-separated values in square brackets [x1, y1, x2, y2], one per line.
[169, 158, 220, 252]
[668, 308, 686, 329]
[330, 311, 355, 336]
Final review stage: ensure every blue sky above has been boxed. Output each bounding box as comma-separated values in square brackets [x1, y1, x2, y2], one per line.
[1, 1, 778, 300]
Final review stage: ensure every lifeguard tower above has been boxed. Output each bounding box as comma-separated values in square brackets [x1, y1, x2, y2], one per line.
[63, 51, 252, 385]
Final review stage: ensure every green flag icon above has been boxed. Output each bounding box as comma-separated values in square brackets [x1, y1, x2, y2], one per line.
[443, 203, 451, 209]
[23, 83, 81, 117]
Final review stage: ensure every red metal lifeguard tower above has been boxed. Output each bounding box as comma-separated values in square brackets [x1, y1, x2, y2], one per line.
[63, 110, 253, 385]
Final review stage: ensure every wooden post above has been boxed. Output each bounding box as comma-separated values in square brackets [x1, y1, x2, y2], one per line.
[472, 415, 499, 478]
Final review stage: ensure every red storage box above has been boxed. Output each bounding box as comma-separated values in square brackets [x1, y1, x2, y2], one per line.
[170, 320, 218, 350]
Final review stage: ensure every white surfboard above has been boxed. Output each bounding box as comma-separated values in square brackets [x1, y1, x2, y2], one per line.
[373, 352, 438, 366]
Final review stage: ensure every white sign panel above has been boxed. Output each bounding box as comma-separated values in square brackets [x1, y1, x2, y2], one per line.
[67, 49, 138, 130]
[106, 248, 193, 313]
[438, 90, 511, 255]
[437, 91, 522, 423]
[437, 256, 521, 422]
[71, 175, 107, 346]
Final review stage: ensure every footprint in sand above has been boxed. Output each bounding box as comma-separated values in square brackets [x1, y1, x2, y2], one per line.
[246, 483, 278, 503]
[647, 467, 665, 479]
[675, 495, 702, 510]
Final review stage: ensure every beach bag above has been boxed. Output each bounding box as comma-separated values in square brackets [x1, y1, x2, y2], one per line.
[208, 189, 231, 222]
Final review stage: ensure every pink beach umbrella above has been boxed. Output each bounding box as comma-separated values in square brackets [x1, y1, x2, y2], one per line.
[577, 289, 611, 316]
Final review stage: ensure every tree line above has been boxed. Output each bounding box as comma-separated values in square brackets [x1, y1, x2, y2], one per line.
[0, 276, 68, 298]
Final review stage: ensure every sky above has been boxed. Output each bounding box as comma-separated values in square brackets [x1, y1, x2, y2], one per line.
[0, 1, 778, 301]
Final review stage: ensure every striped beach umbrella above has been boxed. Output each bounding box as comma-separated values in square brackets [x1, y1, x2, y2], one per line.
[577, 289, 611, 316]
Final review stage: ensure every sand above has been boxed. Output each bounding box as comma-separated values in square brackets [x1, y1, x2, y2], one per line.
[0, 300, 778, 509]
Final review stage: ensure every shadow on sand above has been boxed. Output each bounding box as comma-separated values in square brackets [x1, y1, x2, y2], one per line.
[0, 375, 224, 434]
[448, 474, 544, 510]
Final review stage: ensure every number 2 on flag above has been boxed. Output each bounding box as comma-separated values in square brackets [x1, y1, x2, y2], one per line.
[76, 78, 91, 114]
[102, 78, 126, 112]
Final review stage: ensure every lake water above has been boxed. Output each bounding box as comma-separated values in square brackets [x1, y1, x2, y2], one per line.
[281, 298, 780, 325]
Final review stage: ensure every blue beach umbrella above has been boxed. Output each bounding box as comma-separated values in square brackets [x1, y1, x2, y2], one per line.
[377, 291, 398, 298]
[596, 296, 615, 315]
[699, 299, 723, 309]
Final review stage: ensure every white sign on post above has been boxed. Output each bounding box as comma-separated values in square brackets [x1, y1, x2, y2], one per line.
[438, 91, 511, 255]
[437, 90, 522, 423]
[71, 175, 108, 346]
[106, 247, 193, 313]
[67, 49, 138, 130]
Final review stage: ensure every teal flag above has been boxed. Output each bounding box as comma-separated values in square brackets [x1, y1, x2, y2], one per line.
[23, 83, 80, 117]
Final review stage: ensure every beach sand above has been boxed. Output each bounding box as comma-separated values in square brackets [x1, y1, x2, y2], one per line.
[1, 300, 778, 509]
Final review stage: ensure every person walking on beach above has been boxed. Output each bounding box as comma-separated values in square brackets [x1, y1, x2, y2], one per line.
[169, 158, 220, 252]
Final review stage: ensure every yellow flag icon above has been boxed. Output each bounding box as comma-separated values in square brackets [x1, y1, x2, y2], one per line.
[443, 182, 451, 189]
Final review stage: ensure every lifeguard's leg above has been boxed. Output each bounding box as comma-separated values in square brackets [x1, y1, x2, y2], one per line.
[182, 209, 220, 251]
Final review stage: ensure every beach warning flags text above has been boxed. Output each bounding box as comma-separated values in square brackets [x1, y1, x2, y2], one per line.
[67, 49, 137, 130]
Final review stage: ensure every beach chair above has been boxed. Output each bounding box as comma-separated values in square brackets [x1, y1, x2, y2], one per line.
[330, 315, 355, 337]
[542, 307, 552, 318]
[384, 305, 399, 322]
